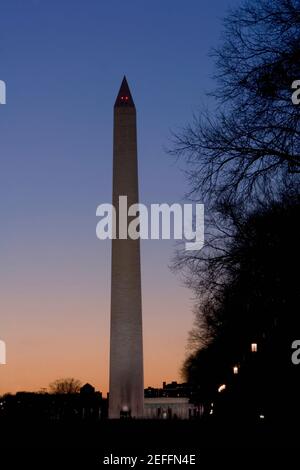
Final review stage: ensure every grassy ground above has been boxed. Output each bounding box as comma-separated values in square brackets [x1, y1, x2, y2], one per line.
[0, 417, 298, 466]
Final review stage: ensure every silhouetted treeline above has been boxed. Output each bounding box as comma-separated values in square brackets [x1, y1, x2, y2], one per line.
[171, 0, 300, 427]
[171, 0, 300, 204]
[0, 383, 107, 422]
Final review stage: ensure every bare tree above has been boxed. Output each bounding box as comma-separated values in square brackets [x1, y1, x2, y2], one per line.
[49, 378, 82, 394]
[182, 193, 300, 384]
[171, 0, 300, 204]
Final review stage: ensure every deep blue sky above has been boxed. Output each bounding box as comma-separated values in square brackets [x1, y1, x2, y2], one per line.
[0, 0, 238, 393]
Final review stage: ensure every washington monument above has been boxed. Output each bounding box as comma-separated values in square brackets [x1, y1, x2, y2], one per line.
[109, 77, 144, 418]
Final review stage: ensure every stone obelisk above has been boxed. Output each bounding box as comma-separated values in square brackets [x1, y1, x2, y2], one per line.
[109, 76, 144, 418]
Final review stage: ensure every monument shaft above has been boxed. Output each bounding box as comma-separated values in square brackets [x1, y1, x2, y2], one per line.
[109, 77, 144, 418]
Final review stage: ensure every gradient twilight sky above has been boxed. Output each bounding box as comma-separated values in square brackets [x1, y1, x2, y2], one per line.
[0, 0, 236, 395]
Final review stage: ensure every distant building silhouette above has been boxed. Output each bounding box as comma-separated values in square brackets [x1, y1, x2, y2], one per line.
[144, 382, 202, 419]
[80, 383, 102, 420]
[0, 384, 107, 421]
[144, 381, 195, 398]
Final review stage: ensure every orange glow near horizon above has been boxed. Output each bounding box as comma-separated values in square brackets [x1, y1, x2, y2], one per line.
[0, 243, 193, 396]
